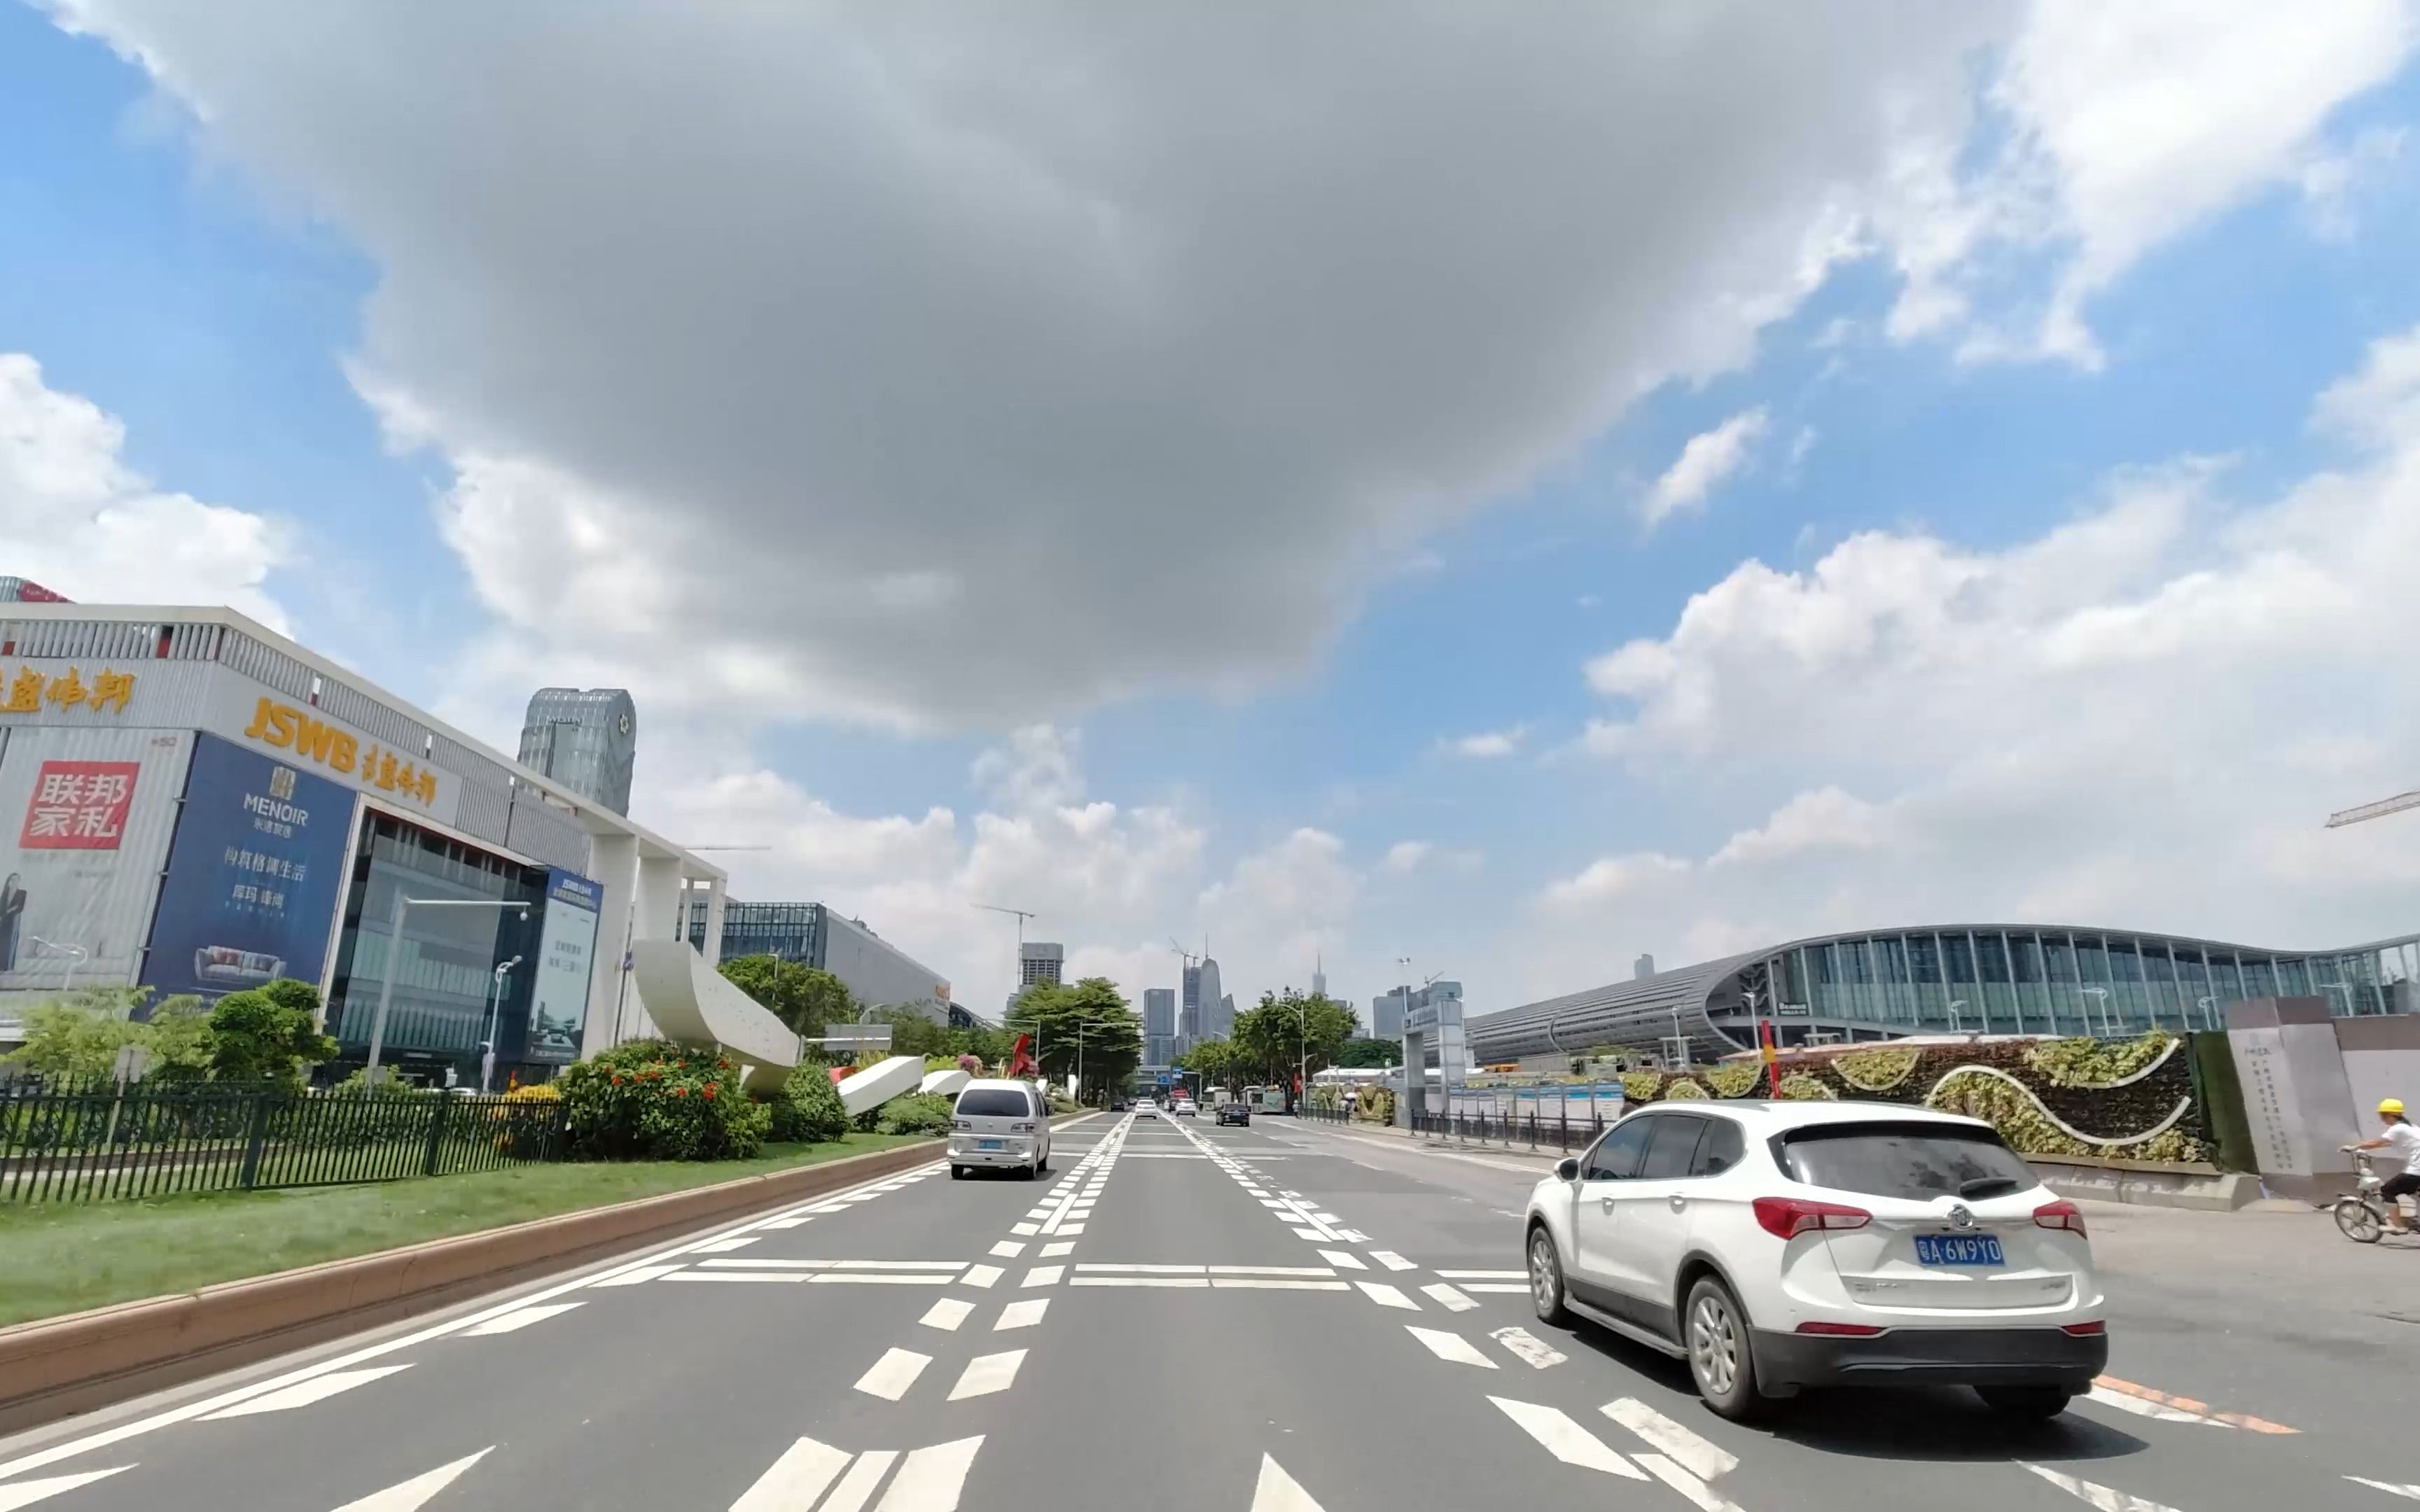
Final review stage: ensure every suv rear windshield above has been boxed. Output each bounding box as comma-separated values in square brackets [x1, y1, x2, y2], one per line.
[1776, 1122, 2034, 1202]
[956, 1089, 1032, 1118]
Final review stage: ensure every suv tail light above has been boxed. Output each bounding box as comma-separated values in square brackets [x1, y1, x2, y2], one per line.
[2033, 1200, 2087, 1237]
[1753, 1196, 1872, 1240]
[2059, 1320, 2105, 1336]
[1795, 1321, 1885, 1336]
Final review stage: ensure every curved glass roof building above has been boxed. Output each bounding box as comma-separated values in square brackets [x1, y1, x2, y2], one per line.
[1468, 924, 2420, 1063]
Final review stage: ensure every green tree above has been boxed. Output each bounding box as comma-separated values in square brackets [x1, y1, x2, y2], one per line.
[1, 987, 211, 1082]
[865, 1004, 951, 1058]
[1007, 978, 1143, 1102]
[1335, 1037, 1403, 1069]
[718, 955, 858, 1041]
[206, 979, 338, 1088]
[1174, 1035, 1242, 1096]
[1230, 990, 1355, 1107]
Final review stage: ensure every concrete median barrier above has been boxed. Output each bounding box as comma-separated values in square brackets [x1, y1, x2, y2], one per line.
[0, 1138, 942, 1437]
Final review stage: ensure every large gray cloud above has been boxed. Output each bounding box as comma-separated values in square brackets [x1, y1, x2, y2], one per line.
[45, 0, 2015, 723]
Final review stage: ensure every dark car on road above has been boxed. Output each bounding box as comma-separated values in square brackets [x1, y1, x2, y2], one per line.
[1217, 1102, 1251, 1126]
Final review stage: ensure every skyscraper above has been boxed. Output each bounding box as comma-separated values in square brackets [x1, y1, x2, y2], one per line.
[1020, 942, 1064, 988]
[1311, 952, 1327, 1000]
[1143, 986, 1176, 1068]
[1180, 963, 1202, 1042]
[1197, 956, 1228, 1037]
[517, 688, 637, 816]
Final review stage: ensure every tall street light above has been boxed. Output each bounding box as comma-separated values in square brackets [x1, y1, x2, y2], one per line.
[2078, 986, 2111, 1037]
[1947, 998, 1968, 1035]
[27, 935, 88, 995]
[368, 896, 531, 1085]
[480, 955, 522, 1094]
[2195, 995, 2218, 1032]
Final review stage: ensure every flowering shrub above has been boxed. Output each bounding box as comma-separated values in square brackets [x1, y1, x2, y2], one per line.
[769, 1063, 851, 1144]
[557, 1040, 771, 1161]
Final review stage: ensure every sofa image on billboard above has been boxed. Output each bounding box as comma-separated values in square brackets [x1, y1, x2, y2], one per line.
[192, 946, 285, 992]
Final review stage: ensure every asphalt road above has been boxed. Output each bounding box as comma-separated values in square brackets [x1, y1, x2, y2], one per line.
[0, 1111, 2409, 1511]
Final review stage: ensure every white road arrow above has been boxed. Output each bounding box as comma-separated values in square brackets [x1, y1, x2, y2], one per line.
[0, 1466, 133, 1510]
[1249, 1455, 1325, 1512]
[2349, 1478, 2420, 1502]
[331, 1449, 494, 1511]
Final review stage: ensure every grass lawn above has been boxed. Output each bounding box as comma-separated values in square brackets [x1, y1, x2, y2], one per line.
[0, 1133, 931, 1328]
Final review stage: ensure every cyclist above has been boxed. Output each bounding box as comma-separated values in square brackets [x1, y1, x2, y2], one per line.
[2346, 1098, 2420, 1235]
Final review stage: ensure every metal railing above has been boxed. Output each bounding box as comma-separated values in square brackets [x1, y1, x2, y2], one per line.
[0, 1079, 569, 1204]
[1411, 1107, 1605, 1154]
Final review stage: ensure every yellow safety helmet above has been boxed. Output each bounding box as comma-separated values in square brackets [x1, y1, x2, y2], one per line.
[2381, 1098, 2406, 1116]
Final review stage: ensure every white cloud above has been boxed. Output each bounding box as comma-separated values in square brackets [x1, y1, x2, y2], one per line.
[1383, 841, 1433, 873]
[971, 724, 1086, 813]
[0, 354, 291, 626]
[1642, 407, 1770, 528]
[2300, 126, 2407, 241]
[1522, 321, 2420, 1005]
[1444, 725, 1527, 758]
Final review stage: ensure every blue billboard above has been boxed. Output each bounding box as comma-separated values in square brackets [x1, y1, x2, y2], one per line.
[523, 867, 601, 1064]
[141, 732, 356, 1007]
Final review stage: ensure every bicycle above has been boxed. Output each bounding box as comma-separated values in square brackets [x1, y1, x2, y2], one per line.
[2332, 1151, 2415, 1243]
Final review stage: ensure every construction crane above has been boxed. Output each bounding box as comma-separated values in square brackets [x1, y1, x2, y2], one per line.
[975, 903, 1037, 953]
[2326, 790, 2420, 829]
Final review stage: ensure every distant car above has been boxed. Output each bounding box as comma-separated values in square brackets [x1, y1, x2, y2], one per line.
[1174, 1098, 1198, 1117]
[1111, 1098, 1129, 1112]
[1217, 1103, 1250, 1126]
[950, 1079, 1052, 1180]
[1522, 1100, 2104, 1422]
[1134, 1098, 1158, 1116]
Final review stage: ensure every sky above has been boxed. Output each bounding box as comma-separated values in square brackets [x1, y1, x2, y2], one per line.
[6, 1, 2420, 1028]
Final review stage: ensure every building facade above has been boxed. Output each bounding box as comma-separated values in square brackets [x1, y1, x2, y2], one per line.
[1143, 986, 1176, 1068]
[0, 603, 728, 1085]
[516, 688, 637, 817]
[1197, 956, 1228, 1038]
[1470, 923, 2420, 1064]
[1372, 979, 1461, 1042]
[683, 897, 954, 1023]
[1020, 941, 1064, 989]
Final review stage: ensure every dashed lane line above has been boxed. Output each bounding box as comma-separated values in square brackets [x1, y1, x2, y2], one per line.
[1490, 1327, 1566, 1370]
[200, 1366, 413, 1420]
[1072, 1277, 1209, 1289]
[821, 1450, 897, 1512]
[588, 1264, 683, 1287]
[1634, 1453, 1746, 1512]
[1487, 1398, 1642, 1479]
[2020, 1463, 2183, 1512]
[989, 1240, 1026, 1258]
[963, 1264, 1003, 1289]
[459, 1303, 584, 1336]
[1420, 1283, 1478, 1312]
[919, 1298, 973, 1331]
[1369, 1251, 1417, 1272]
[1463, 1284, 1530, 1295]
[1023, 1264, 1065, 1287]
[947, 1350, 1028, 1401]
[728, 1437, 851, 1512]
[1354, 1281, 1419, 1310]
[854, 1348, 931, 1401]
[1405, 1326, 1497, 1368]
[877, 1436, 985, 1512]
[1438, 1270, 1525, 1280]
[2348, 1478, 2420, 1501]
[1601, 1399, 1737, 1482]
[331, 1448, 494, 1511]
[693, 1237, 760, 1252]
[996, 1299, 1049, 1329]
[0, 1467, 131, 1509]
[1318, 1251, 1368, 1270]
[1216, 1278, 1349, 1291]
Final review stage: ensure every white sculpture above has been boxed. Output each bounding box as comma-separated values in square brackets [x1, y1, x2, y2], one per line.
[839, 1056, 925, 1116]
[919, 1068, 971, 1098]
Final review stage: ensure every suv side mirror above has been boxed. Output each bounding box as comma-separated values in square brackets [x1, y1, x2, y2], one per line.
[1555, 1157, 1580, 1182]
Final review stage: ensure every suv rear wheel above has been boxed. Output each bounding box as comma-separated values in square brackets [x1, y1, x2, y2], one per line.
[1684, 1276, 1767, 1422]
[1526, 1226, 1571, 1327]
[1977, 1386, 2076, 1420]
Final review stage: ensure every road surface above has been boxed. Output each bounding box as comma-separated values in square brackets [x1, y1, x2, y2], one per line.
[0, 1111, 2407, 1511]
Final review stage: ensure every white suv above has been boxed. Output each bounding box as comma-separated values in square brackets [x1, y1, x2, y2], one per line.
[1522, 1100, 2103, 1422]
[950, 1080, 1051, 1180]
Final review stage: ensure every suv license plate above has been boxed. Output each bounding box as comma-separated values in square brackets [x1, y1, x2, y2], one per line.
[1914, 1234, 2004, 1267]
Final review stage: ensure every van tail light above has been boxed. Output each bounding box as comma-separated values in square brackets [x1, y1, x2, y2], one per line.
[1753, 1196, 1872, 1240]
[1795, 1321, 1885, 1336]
[952, 1119, 973, 1132]
[1010, 1122, 1036, 1133]
[2059, 1320, 2106, 1336]
[2033, 1200, 2087, 1237]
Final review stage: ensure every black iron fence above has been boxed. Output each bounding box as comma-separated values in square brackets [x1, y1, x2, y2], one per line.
[0, 1079, 570, 1204]
[1411, 1107, 1605, 1154]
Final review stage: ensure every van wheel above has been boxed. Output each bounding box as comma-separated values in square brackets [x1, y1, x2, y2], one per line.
[1020, 1161, 1039, 1181]
[950, 1165, 966, 1180]
[1685, 1276, 1769, 1422]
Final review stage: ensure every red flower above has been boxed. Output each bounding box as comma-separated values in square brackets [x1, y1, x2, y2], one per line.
[671, 1086, 688, 1098]
[611, 1074, 624, 1086]
[703, 1086, 718, 1100]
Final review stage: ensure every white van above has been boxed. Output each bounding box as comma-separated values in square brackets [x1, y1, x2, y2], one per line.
[950, 1079, 1052, 1180]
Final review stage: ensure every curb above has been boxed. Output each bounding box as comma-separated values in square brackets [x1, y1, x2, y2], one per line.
[0, 1138, 943, 1436]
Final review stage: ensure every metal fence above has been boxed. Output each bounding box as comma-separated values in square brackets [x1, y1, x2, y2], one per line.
[1410, 1106, 1606, 1153]
[0, 1079, 570, 1204]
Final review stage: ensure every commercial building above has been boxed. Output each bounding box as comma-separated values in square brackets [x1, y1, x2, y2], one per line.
[0, 601, 730, 1086]
[1143, 986, 1176, 1068]
[0, 579, 70, 605]
[1372, 979, 1461, 1042]
[1195, 955, 1228, 1038]
[516, 688, 637, 817]
[1470, 923, 2420, 1065]
[1020, 941, 1064, 989]
[682, 897, 954, 1023]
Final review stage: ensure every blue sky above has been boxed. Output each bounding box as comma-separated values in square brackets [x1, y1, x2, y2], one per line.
[8, 2, 2420, 1016]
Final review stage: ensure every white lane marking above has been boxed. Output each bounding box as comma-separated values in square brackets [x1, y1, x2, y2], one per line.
[1041, 1241, 1076, 1257]
[842, 1193, 882, 1203]
[663, 1272, 807, 1284]
[729, 1437, 852, 1512]
[2020, 1463, 2185, 1512]
[0, 1467, 133, 1509]
[1024, 1264, 1065, 1287]
[332, 1448, 496, 1511]
[760, 1217, 813, 1230]
[833, 1260, 965, 1270]
[1076, 1263, 1204, 1273]
[996, 1298, 1050, 1329]
[1439, 1270, 1527, 1280]
[1318, 1250, 1368, 1270]
[1421, 1283, 1478, 1312]
[809, 1203, 855, 1214]
[947, 1349, 1027, 1400]
[1010, 1224, 1040, 1236]
[693, 1236, 760, 1252]
[1406, 1326, 1498, 1368]
[1260, 1200, 1290, 1209]
[1463, 1284, 1531, 1294]
[1250, 1455, 1326, 1512]
[201, 1366, 413, 1419]
[461, 1303, 585, 1336]
[1070, 1277, 1208, 1288]
[1057, 1224, 1085, 1236]
[2347, 1478, 2420, 1501]
[1370, 1250, 1417, 1271]
[1601, 1399, 1738, 1481]
[2086, 1387, 2210, 1424]
[1289, 1228, 1326, 1242]
[1209, 1266, 1335, 1276]
[854, 1348, 931, 1401]
[920, 1298, 975, 1331]
[875, 1436, 984, 1512]
[1213, 1279, 1350, 1291]
[1313, 1212, 1342, 1224]
[819, 1450, 898, 1512]
[989, 1240, 1026, 1258]
[1635, 1452, 1746, 1512]
[700, 1259, 831, 1270]
[1025, 1208, 1052, 1219]
[1492, 1326, 1568, 1369]
[589, 1264, 684, 1288]
[1336, 1229, 1371, 1242]
[1354, 1281, 1419, 1310]
[962, 1264, 1003, 1289]
[1489, 1397, 1645, 1478]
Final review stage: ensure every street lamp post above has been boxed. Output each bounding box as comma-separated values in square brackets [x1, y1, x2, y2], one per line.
[1947, 998, 1968, 1035]
[2079, 986, 2111, 1037]
[27, 935, 89, 995]
[367, 896, 531, 1086]
[2195, 995, 2218, 1032]
[480, 955, 522, 1094]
